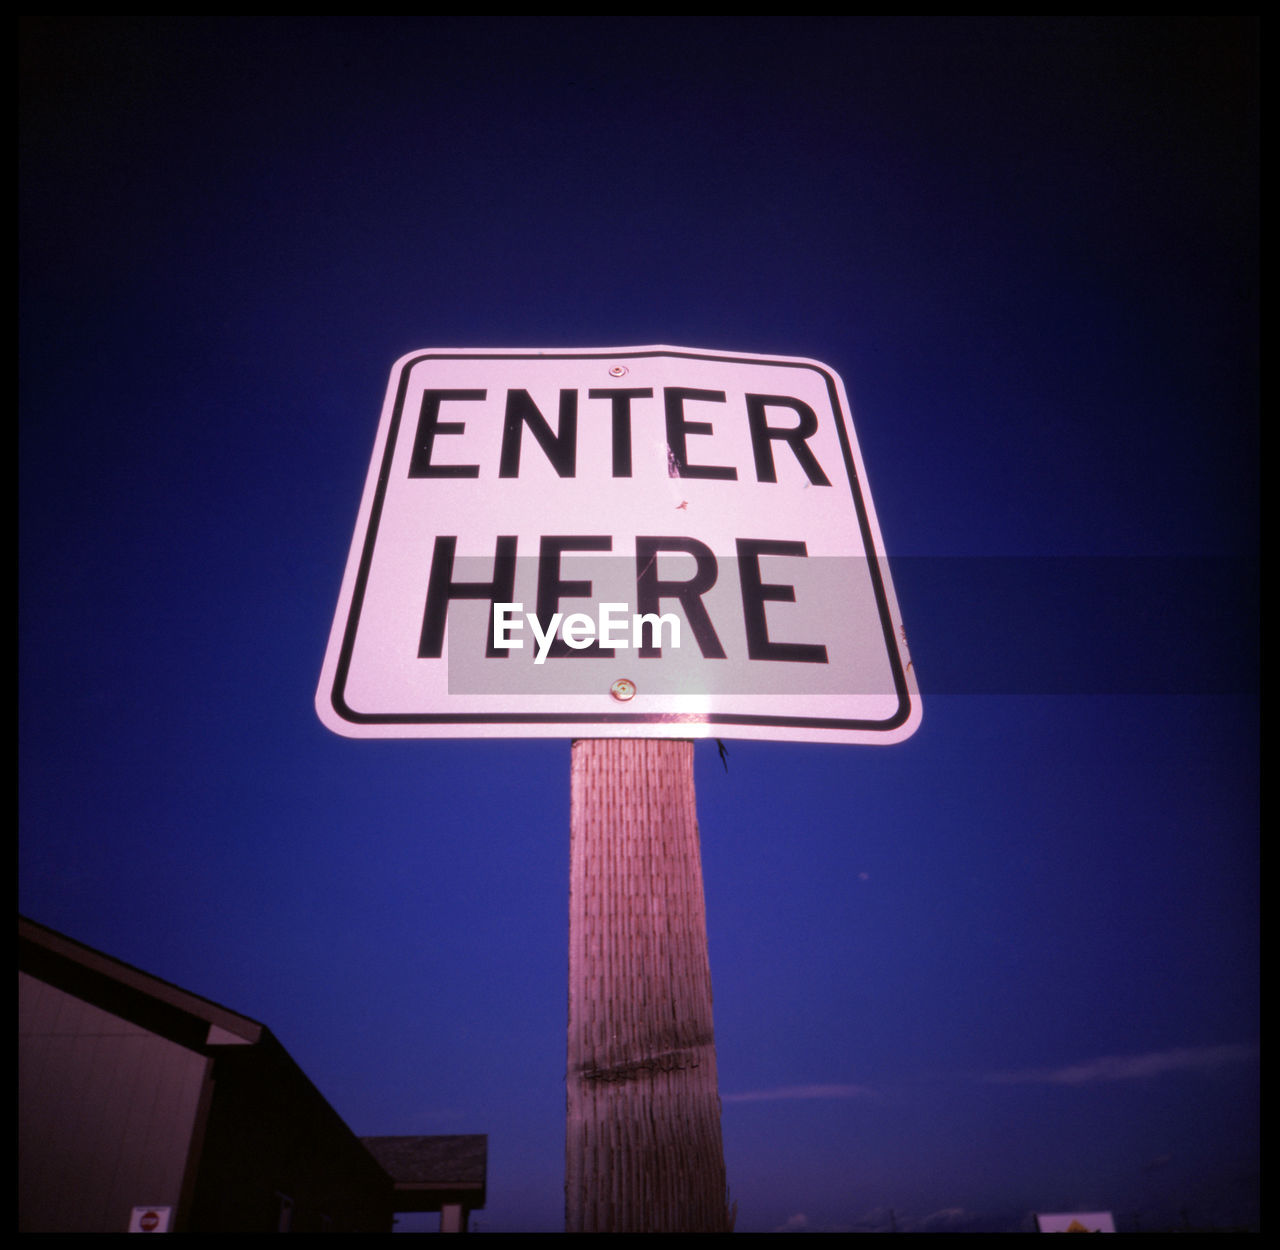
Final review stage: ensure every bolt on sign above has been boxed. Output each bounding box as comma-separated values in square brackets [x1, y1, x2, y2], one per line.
[316, 345, 920, 743]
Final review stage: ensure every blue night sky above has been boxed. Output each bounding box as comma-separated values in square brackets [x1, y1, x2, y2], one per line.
[20, 18, 1257, 1233]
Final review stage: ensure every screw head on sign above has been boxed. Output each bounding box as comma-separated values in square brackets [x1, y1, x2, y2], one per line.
[610, 678, 636, 702]
[608, 365, 628, 377]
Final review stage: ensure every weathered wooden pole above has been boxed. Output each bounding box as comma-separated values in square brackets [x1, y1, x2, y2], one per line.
[565, 739, 729, 1233]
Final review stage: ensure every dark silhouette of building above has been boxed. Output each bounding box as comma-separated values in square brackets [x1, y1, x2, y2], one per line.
[19, 916, 486, 1233]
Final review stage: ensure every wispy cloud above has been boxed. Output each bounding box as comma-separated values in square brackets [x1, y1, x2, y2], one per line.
[918, 1206, 980, 1232]
[773, 1213, 810, 1233]
[985, 1042, 1258, 1086]
[722, 1082, 876, 1104]
[850, 1206, 982, 1234]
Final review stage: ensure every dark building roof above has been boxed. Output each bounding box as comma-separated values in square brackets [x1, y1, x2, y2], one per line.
[20, 913, 266, 1047]
[362, 1135, 488, 1213]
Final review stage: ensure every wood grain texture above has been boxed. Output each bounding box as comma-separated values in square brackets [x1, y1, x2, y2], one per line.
[566, 739, 728, 1233]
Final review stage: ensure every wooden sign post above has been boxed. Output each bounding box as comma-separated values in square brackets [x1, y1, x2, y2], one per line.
[565, 739, 729, 1233]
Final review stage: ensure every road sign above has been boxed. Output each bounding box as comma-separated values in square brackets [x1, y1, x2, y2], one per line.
[1035, 1212, 1117, 1234]
[128, 1207, 171, 1233]
[316, 345, 919, 743]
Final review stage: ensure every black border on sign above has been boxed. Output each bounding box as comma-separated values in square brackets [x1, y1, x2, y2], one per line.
[326, 348, 913, 735]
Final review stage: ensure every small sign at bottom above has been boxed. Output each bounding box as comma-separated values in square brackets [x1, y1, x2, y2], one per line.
[129, 1206, 172, 1233]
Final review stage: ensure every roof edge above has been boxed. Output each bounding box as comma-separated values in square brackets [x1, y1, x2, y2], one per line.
[19, 914, 263, 1044]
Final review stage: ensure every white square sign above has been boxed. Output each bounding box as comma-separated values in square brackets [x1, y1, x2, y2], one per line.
[316, 345, 920, 743]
